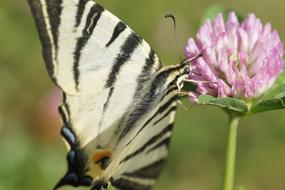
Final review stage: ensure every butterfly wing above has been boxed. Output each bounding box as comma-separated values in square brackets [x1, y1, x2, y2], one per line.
[28, 0, 162, 146]
[106, 67, 186, 190]
[28, 0, 189, 189]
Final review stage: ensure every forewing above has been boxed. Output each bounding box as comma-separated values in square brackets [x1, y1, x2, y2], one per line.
[28, 0, 162, 146]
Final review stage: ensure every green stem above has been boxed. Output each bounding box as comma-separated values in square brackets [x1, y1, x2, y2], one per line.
[223, 115, 240, 190]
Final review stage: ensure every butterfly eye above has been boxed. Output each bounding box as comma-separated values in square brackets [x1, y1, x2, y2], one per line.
[184, 66, 191, 74]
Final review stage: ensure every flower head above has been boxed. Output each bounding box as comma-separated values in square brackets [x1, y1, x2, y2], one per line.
[185, 12, 284, 102]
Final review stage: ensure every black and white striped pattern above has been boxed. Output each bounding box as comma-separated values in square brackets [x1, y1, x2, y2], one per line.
[28, 0, 189, 189]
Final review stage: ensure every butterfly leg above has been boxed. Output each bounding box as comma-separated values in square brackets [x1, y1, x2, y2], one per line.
[178, 91, 190, 96]
[183, 79, 219, 85]
[179, 79, 218, 96]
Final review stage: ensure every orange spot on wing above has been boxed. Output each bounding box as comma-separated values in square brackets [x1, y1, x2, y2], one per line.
[93, 151, 112, 163]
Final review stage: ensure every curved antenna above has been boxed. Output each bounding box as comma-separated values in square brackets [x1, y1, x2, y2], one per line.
[164, 14, 182, 62]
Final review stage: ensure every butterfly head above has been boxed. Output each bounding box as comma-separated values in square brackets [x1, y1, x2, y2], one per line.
[179, 53, 203, 77]
[172, 53, 202, 90]
[183, 66, 191, 74]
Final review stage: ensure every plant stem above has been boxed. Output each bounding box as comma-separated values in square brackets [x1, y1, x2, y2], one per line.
[223, 115, 240, 190]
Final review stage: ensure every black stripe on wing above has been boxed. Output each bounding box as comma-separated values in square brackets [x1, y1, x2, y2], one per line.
[120, 80, 179, 149]
[106, 21, 127, 47]
[101, 33, 142, 121]
[120, 124, 173, 163]
[146, 137, 171, 154]
[123, 94, 178, 146]
[46, 0, 62, 52]
[105, 32, 142, 88]
[122, 159, 165, 179]
[153, 106, 177, 125]
[118, 65, 184, 142]
[111, 177, 152, 190]
[164, 85, 178, 97]
[27, 0, 57, 78]
[134, 50, 159, 98]
[75, 0, 89, 27]
[58, 105, 68, 124]
[62, 92, 71, 116]
[58, 93, 79, 149]
[118, 72, 171, 141]
[142, 50, 156, 76]
[136, 95, 177, 132]
[73, 3, 104, 89]
[97, 87, 114, 131]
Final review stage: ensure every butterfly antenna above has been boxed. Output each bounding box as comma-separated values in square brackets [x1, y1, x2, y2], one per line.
[165, 14, 182, 62]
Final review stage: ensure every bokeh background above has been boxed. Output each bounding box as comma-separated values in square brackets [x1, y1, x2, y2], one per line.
[0, 0, 285, 190]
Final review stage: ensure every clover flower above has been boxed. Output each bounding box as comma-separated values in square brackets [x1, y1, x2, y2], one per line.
[185, 12, 284, 102]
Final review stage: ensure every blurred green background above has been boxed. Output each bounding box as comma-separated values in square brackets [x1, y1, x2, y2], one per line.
[0, 0, 285, 190]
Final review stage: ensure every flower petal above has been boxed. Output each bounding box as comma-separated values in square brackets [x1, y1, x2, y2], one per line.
[185, 12, 284, 102]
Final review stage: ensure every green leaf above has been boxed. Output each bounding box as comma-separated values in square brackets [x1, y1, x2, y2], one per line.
[257, 71, 285, 103]
[250, 71, 285, 114]
[182, 82, 197, 92]
[201, 5, 227, 22]
[250, 96, 285, 113]
[198, 95, 248, 113]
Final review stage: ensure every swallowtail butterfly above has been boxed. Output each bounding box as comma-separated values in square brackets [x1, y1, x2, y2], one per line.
[28, 0, 198, 189]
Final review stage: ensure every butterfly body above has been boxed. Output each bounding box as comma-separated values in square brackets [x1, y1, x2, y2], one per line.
[28, 0, 191, 189]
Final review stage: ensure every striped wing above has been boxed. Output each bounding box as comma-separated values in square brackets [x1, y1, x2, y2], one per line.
[107, 67, 185, 190]
[28, 0, 189, 189]
[28, 0, 162, 147]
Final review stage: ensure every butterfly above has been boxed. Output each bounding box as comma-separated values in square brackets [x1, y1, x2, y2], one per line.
[28, 0, 199, 189]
